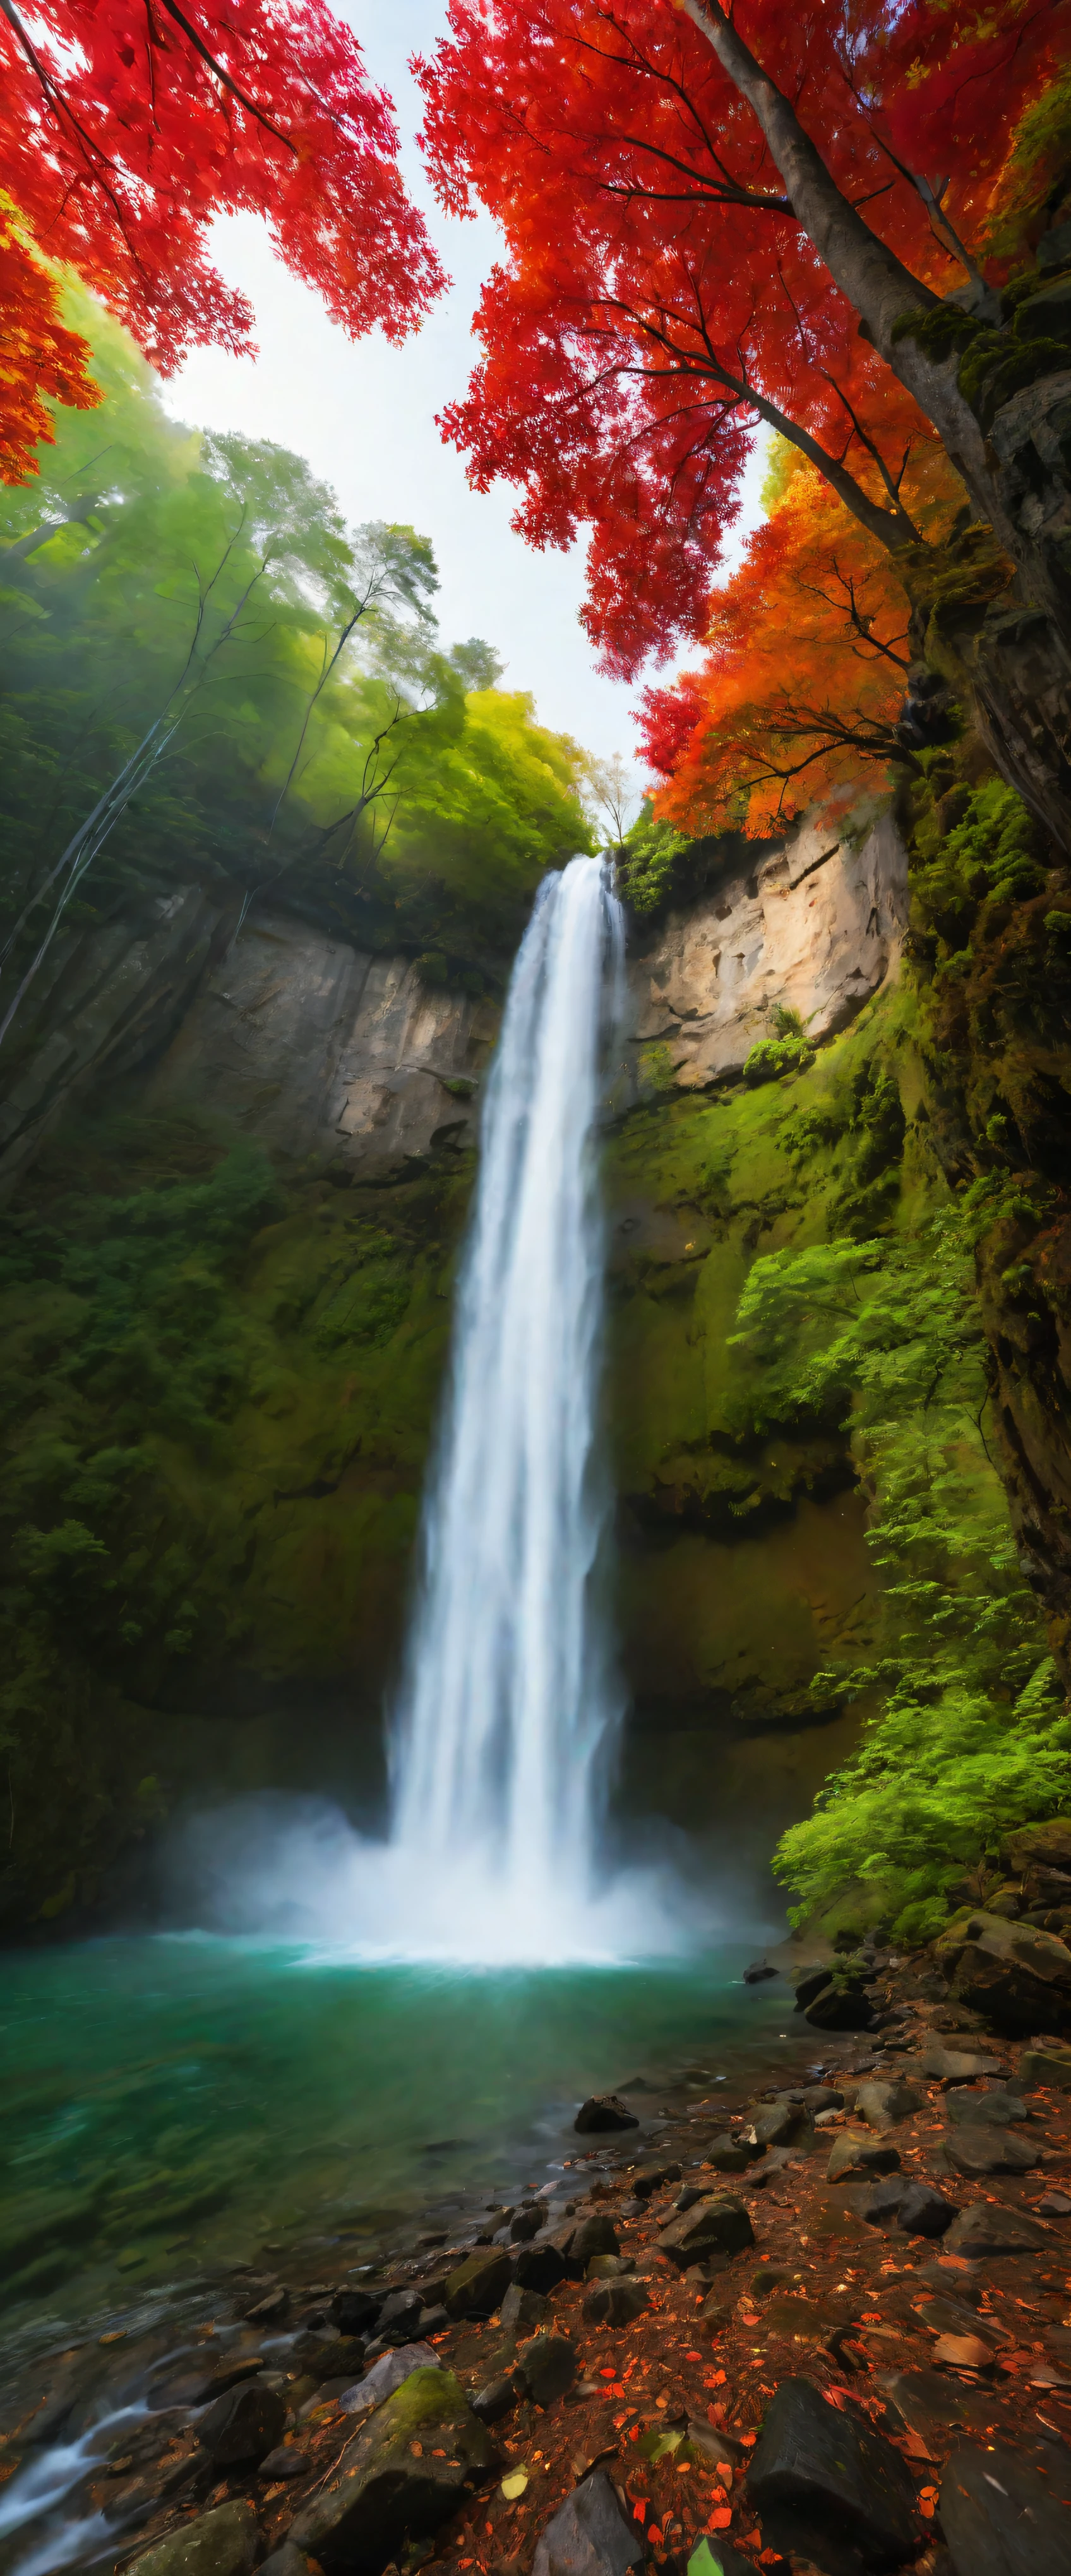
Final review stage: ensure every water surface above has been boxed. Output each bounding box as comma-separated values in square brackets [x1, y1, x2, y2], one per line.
[1, 1934, 794, 2331]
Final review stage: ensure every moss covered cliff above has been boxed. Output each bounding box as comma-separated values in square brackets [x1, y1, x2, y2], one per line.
[0, 1106, 469, 1929]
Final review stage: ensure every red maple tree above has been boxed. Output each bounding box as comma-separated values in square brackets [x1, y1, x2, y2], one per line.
[0, 201, 100, 485]
[416, 1, 1068, 674]
[640, 443, 961, 834]
[1, 0, 444, 479]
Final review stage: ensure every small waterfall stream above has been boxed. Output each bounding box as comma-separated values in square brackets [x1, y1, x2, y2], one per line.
[389, 855, 626, 1945]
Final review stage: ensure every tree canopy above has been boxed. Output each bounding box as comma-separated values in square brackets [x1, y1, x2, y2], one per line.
[0, 0, 442, 482]
[640, 436, 962, 833]
[0, 293, 594, 1032]
[416, 1, 1068, 672]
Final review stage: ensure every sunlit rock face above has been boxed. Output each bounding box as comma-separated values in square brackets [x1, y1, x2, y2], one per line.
[0, 897, 496, 1195]
[147, 910, 497, 1174]
[626, 814, 907, 1091]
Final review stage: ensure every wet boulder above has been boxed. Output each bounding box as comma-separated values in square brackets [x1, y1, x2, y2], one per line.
[197, 2378, 286, 2467]
[513, 2239, 568, 2294]
[375, 2288, 425, 2346]
[895, 2181, 957, 2238]
[745, 2102, 807, 2150]
[443, 2248, 513, 2318]
[575, 2096, 639, 2133]
[516, 2332, 577, 2404]
[583, 2277, 650, 2328]
[1020, 2045, 1071, 2090]
[854, 2081, 923, 2132]
[289, 2331, 367, 2387]
[330, 2288, 382, 2336]
[791, 1965, 835, 2012]
[935, 1911, 1071, 2032]
[470, 2373, 520, 2425]
[129, 2503, 260, 2576]
[500, 2281, 548, 2335]
[656, 2195, 753, 2269]
[532, 2467, 646, 2576]
[943, 2201, 1052, 2257]
[628, 2162, 683, 2200]
[510, 2206, 546, 2243]
[919, 2042, 1006, 2084]
[943, 2128, 1038, 2177]
[939, 2442, 1071, 2576]
[827, 2132, 901, 2183]
[242, 2287, 290, 2326]
[289, 2365, 496, 2574]
[567, 2214, 620, 2266]
[703, 2138, 753, 2176]
[945, 2089, 1028, 2126]
[339, 2343, 441, 2414]
[804, 1981, 875, 2033]
[861, 2175, 908, 2228]
[746, 2376, 916, 2571]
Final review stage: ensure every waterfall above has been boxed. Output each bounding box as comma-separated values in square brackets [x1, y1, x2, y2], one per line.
[388, 856, 626, 1945]
[186, 852, 695, 1958]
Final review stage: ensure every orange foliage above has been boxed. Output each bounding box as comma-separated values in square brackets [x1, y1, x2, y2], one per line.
[0, 202, 99, 487]
[640, 445, 961, 837]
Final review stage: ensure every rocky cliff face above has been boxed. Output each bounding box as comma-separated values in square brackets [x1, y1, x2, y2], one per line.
[0, 812, 907, 1200]
[147, 910, 497, 1173]
[624, 812, 906, 1092]
[0, 891, 494, 1198]
[0, 821, 916, 1926]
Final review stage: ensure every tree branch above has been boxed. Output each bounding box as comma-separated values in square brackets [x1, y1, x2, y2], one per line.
[668, 0, 996, 506]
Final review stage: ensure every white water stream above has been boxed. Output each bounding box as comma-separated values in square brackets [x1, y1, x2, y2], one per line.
[388, 854, 626, 1944]
[175, 854, 698, 1958]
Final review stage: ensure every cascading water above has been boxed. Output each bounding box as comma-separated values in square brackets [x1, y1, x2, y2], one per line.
[183, 852, 697, 1959]
[388, 855, 626, 1949]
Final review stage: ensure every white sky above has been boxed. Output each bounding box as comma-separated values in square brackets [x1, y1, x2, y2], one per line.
[168, 0, 764, 790]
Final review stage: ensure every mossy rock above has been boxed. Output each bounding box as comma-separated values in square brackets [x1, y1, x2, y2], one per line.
[289, 2367, 496, 2573]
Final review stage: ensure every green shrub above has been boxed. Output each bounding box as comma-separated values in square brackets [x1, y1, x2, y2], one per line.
[743, 1005, 813, 1086]
[729, 1179, 1070, 1925]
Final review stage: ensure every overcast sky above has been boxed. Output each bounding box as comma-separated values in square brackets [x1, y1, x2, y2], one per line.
[169, 0, 762, 789]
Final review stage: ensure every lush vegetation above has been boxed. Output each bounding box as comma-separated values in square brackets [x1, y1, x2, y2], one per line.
[0, 1099, 471, 1926]
[730, 1188, 1067, 1943]
[0, 294, 593, 1037]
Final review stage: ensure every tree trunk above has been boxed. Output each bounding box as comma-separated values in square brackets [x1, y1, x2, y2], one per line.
[678, 0, 1071, 858]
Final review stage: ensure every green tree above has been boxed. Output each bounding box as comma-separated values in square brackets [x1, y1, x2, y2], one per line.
[0, 289, 594, 1018]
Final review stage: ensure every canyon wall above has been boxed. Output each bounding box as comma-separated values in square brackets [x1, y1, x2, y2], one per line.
[0, 818, 912, 1924]
[0, 891, 495, 1198]
[624, 813, 906, 1090]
